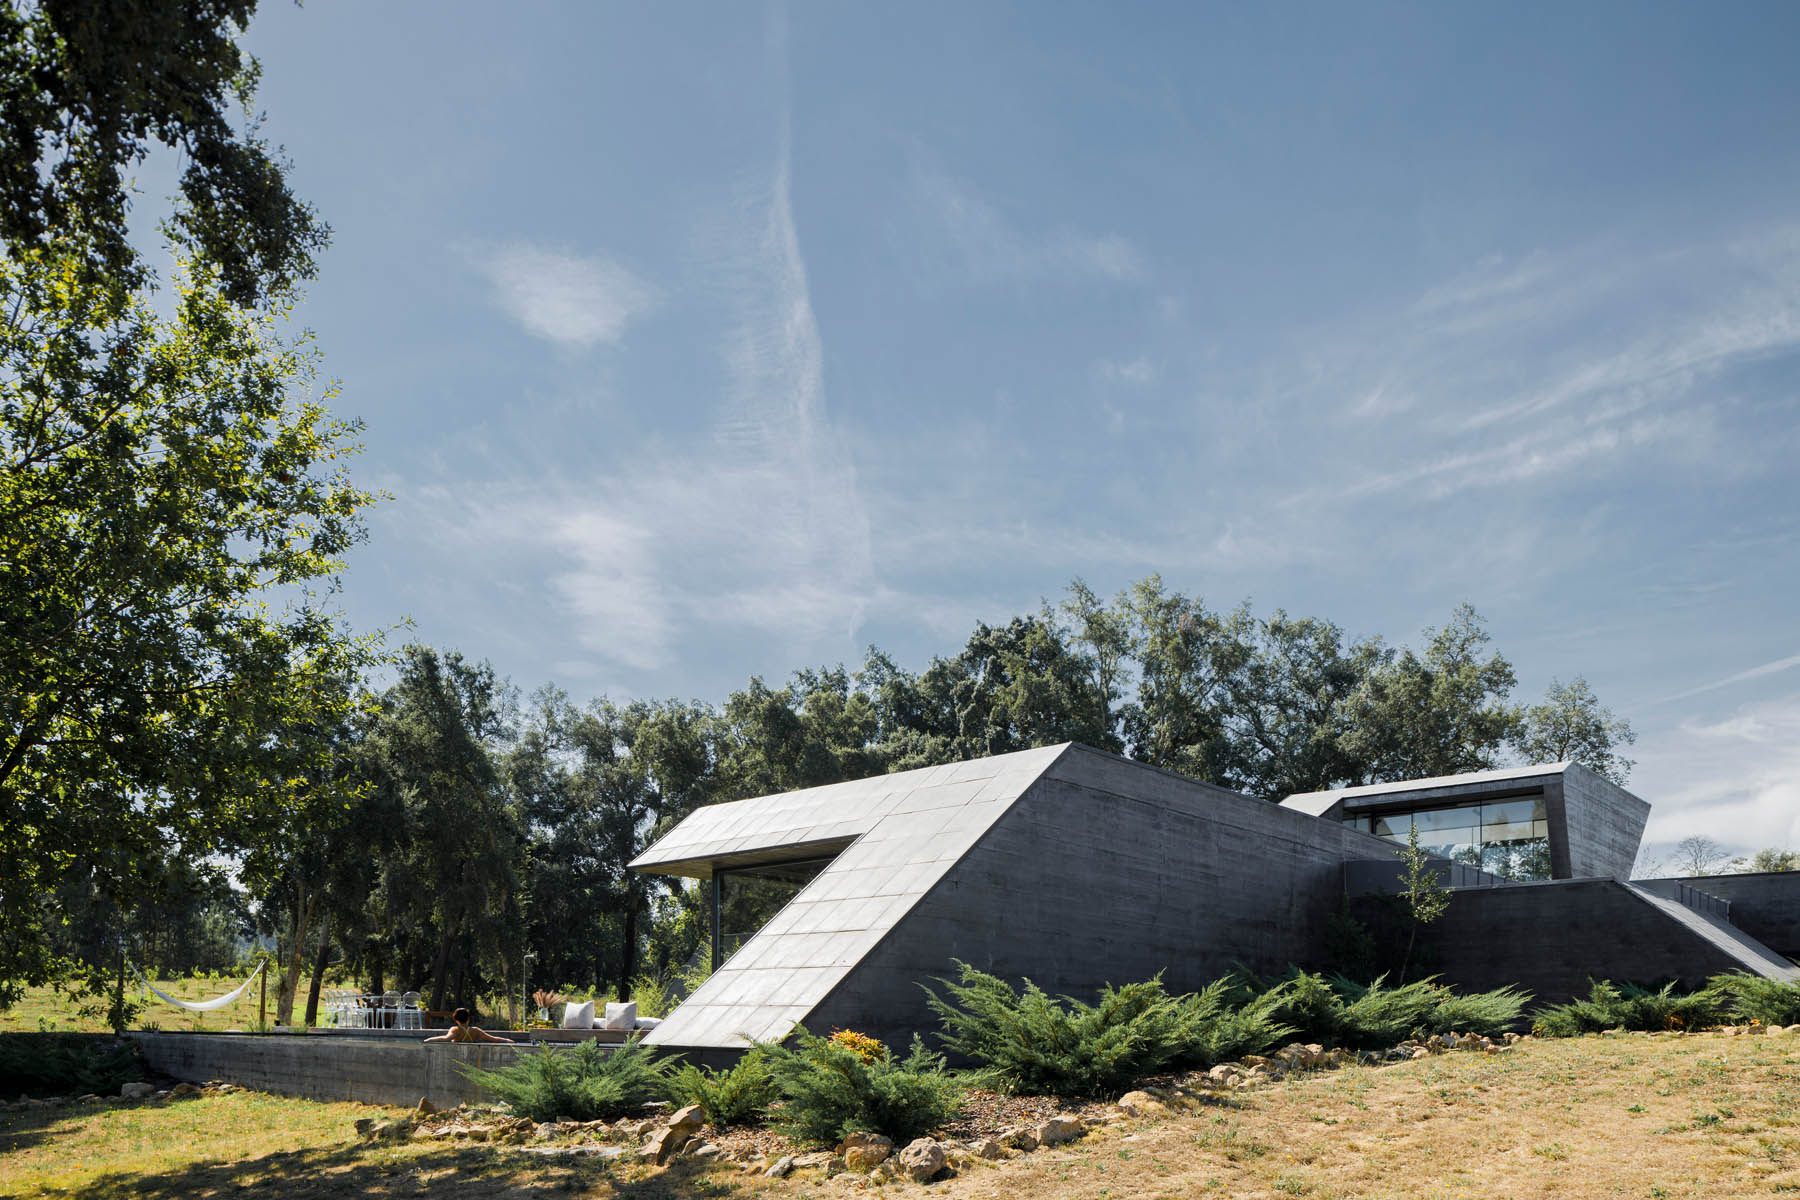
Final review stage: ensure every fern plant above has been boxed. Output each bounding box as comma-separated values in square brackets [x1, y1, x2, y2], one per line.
[458, 1036, 674, 1121]
[755, 1027, 962, 1146]
[669, 1050, 777, 1127]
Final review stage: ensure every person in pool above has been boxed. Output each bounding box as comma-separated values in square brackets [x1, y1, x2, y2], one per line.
[424, 1007, 511, 1043]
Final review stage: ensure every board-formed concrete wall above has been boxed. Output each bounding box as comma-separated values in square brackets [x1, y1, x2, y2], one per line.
[1664, 873, 1800, 960]
[131, 1033, 531, 1107]
[1353, 879, 1791, 1005]
[797, 746, 1405, 1049]
[1557, 764, 1650, 880]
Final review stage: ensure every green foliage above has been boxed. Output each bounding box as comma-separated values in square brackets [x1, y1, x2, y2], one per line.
[1515, 676, 1636, 784]
[0, 250, 379, 1007]
[1531, 981, 1723, 1037]
[0, 1035, 145, 1096]
[0, 0, 327, 305]
[755, 1028, 962, 1147]
[1708, 973, 1800, 1026]
[458, 1036, 673, 1122]
[923, 962, 1291, 1095]
[1236, 969, 1528, 1047]
[669, 1050, 777, 1128]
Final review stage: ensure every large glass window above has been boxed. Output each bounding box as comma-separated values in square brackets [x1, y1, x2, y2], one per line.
[1345, 794, 1550, 880]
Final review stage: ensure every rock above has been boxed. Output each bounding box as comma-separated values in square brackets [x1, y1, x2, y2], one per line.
[667, 1103, 706, 1134]
[1410, 1048, 1430, 1060]
[1034, 1115, 1086, 1147]
[625, 1118, 659, 1138]
[638, 1126, 692, 1166]
[354, 1118, 375, 1137]
[1206, 1064, 1235, 1084]
[76, 1094, 102, 1104]
[417, 1097, 438, 1115]
[967, 1138, 1007, 1160]
[534, 1122, 557, 1141]
[792, 1151, 834, 1169]
[896, 1138, 946, 1182]
[1001, 1126, 1039, 1151]
[763, 1154, 795, 1178]
[1117, 1090, 1171, 1118]
[685, 1141, 720, 1160]
[838, 1131, 894, 1171]
[119, 1082, 155, 1100]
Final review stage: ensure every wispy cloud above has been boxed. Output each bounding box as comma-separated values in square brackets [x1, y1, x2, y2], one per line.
[477, 243, 655, 348]
[419, 140, 874, 675]
[911, 164, 1147, 285]
[1634, 694, 1800, 854]
[1656, 652, 1800, 704]
[1093, 356, 1158, 385]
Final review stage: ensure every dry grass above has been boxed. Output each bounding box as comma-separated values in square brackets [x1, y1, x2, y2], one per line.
[3, 1029, 1799, 1198]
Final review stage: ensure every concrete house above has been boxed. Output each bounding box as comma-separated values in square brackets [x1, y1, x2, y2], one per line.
[630, 743, 1800, 1054]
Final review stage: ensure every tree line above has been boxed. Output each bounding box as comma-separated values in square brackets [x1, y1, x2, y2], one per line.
[225, 587, 1637, 1025]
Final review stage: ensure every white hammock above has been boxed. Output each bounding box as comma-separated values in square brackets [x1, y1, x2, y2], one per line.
[137, 961, 266, 1012]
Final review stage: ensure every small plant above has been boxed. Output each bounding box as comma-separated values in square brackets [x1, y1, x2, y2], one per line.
[459, 1036, 674, 1121]
[629, 974, 675, 1020]
[755, 1027, 962, 1146]
[1397, 825, 1451, 984]
[669, 1049, 777, 1127]
[828, 1028, 887, 1064]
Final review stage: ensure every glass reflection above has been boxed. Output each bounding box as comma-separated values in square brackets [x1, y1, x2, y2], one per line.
[1344, 795, 1551, 881]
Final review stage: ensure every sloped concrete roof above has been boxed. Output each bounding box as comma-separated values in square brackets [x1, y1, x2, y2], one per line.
[629, 743, 1071, 1048]
[1280, 761, 1574, 817]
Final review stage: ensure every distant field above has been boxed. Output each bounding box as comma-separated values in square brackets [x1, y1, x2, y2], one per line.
[0, 975, 330, 1035]
[3, 1029, 1800, 1197]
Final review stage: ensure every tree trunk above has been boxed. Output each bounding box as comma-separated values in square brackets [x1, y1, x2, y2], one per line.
[429, 928, 453, 1012]
[302, 910, 333, 1027]
[616, 889, 639, 1002]
[276, 885, 315, 1027]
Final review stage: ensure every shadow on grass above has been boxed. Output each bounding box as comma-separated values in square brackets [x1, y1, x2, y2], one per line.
[60, 1142, 748, 1200]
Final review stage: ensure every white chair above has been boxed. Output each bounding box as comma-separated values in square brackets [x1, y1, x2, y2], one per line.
[380, 990, 401, 1029]
[397, 991, 423, 1030]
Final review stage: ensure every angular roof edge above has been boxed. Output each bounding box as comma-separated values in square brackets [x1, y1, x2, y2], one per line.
[1281, 762, 1575, 816]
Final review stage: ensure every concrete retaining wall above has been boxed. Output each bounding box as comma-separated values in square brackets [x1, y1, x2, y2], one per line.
[1353, 878, 1788, 1004]
[1661, 873, 1800, 961]
[130, 1033, 537, 1107]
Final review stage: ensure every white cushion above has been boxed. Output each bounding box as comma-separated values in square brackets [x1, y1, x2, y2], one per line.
[633, 1016, 661, 1031]
[601, 1001, 637, 1030]
[561, 1000, 594, 1030]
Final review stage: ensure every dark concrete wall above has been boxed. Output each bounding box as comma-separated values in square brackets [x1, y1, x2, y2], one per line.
[1559, 764, 1650, 880]
[131, 1033, 534, 1107]
[801, 746, 1404, 1049]
[1353, 879, 1770, 1005]
[1666, 873, 1800, 960]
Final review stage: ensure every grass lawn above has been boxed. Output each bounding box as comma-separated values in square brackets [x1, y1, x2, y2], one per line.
[2, 976, 348, 1036]
[3, 1029, 1799, 1198]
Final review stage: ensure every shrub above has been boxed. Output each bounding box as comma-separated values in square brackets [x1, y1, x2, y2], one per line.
[1709, 973, 1800, 1027]
[458, 1036, 674, 1121]
[829, 1029, 887, 1064]
[669, 1050, 778, 1128]
[756, 1027, 962, 1146]
[0, 1035, 145, 1097]
[1422, 984, 1531, 1039]
[925, 962, 1236, 1096]
[1232, 970, 1528, 1047]
[1532, 980, 1722, 1037]
[1181, 980, 1296, 1068]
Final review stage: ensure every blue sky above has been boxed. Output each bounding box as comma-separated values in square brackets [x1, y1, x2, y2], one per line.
[228, 1, 1799, 862]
